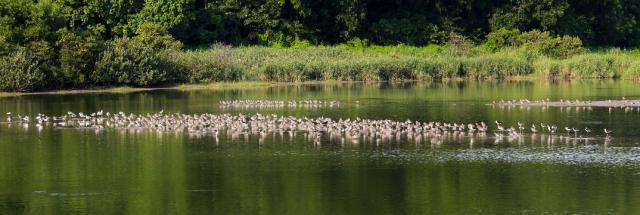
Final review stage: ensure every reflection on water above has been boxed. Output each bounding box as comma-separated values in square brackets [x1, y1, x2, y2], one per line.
[1, 80, 640, 214]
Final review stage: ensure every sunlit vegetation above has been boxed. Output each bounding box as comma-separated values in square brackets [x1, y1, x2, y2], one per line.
[1, 0, 639, 91]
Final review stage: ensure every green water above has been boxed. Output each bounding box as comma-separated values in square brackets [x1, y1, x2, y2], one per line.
[1, 80, 640, 214]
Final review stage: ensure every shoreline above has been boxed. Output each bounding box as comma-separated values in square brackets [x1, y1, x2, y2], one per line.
[0, 81, 366, 97]
[0, 82, 266, 97]
[0, 78, 634, 98]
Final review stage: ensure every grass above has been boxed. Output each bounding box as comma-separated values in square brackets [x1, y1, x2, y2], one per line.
[168, 45, 541, 83]
[165, 44, 639, 84]
[532, 50, 640, 79]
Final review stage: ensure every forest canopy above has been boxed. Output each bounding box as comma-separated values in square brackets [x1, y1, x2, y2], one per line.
[1, 0, 639, 47]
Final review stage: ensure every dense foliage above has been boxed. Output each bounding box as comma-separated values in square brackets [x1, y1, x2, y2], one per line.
[0, 49, 45, 91]
[0, 0, 639, 91]
[3, 0, 639, 47]
[93, 37, 178, 86]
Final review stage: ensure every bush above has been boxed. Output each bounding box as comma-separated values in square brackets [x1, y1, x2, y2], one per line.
[0, 36, 12, 56]
[290, 38, 311, 49]
[94, 37, 177, 86]
[519, 30, 585, 59]
[484, 29, 585, 59]
[345, 38, 369, 48]
[485, 28, 521, 50]
[0, 49, 46, 91]
[25, 40, 55, 78]
[445, 33, 475, 56]
[553, 36, 585, 58]
[56, 30, 103, 86]
[133, 22, 182, 50]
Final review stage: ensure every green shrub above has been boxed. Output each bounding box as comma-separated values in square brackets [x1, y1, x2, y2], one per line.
[133, 22, 182, 50]
[517, 30, 551, 45]
[484, 29, 585, 59]
[25, 40, 55, 78]
[258, 31, 296, 48]
[290, 38, 311, 49]
[343, 38, 369, 49]
[519, 30, 585, 59]
[445, 33, 475, 56]
[56, 29, 103, 86]
[549, 35, 584, 59]
[0, 35, 12, 56]
[485, 28, 521, 50]
[94, 37, 176, 86]
[0, 49, 46, 91]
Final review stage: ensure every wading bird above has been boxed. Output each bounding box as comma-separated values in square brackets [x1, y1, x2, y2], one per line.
[604, 128, 612, 137]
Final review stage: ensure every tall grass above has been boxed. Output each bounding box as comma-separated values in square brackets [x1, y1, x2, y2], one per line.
[533, 50, 640, 79]
[165, 45, 539, 83]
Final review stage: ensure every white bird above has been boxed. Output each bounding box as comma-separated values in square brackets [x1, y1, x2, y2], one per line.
[604, 129, 612, 136]
[495, 121, 504, 132]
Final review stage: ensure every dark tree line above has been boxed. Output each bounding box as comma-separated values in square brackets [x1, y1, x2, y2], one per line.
[1, 0, 639, 48]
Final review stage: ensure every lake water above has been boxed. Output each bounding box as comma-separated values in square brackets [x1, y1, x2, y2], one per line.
[1, 80, 640, 214]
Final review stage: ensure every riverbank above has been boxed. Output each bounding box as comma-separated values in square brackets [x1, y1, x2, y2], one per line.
[0, 81, 370, 97]
[2, 78, 639, 99]
[0, 83, 265, 97]
[2, 44, 639, 93]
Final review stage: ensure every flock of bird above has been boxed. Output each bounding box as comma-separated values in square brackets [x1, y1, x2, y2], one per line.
[494, 120, 612, 138]
[219, 100, 341, 108]
[492, 98, 640, 108]
[3, 110, 613, 145]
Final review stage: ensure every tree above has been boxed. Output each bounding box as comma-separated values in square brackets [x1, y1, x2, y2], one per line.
[489, 0, 570, 33]
[55, 0, 143, 37]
